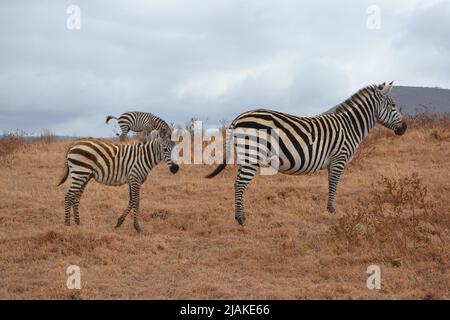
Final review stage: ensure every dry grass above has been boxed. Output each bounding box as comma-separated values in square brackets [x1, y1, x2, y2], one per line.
[0, 114, 449, 299]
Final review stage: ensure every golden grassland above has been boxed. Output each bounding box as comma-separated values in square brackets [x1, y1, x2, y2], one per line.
[0, 114, 449, 299]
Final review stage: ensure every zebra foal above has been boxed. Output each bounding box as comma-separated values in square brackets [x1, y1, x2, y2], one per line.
[206, 82, 407, 225]
[58, 132, 179, 232]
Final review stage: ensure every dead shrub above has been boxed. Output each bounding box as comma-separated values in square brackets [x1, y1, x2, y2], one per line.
[350, 141, 377, 168]
[351, 112, 450, 167]
[0, 131, 26, 167]
[406, 111, 449, 130]
[331, 173, 444, 257]
[36, 129, 56, 144]
[406, 111, 450, 141]
[350, 127, 393, 168]
[0, 129, 58, 167]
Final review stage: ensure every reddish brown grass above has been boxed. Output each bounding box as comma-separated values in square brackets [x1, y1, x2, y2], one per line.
[0, 114, 449, 299]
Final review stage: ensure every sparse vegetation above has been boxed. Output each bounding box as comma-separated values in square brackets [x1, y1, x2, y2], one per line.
[331, 173, 443, 255]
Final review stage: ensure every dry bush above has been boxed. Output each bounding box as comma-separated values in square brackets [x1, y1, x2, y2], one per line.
[0, 129, 57, 167]
[350, 139, 377, 168]
[0, 131, 26, 167]
[407, 111, 449, 129]
[350, 127, 395, 168]
[406, 111, 450, 141]
[36, 129, 56, 144]
[331, 172, 444, 258]
[351, 111, 450, 168]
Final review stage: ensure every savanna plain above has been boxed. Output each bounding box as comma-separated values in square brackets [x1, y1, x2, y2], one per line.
[0, 114, 449, 299]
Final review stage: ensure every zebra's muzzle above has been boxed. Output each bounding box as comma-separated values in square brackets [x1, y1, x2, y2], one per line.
[170, 164, 179, 174]
[394, 121, 407, 136]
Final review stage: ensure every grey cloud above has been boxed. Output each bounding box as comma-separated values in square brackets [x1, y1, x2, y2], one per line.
[0, 1, 449, 136]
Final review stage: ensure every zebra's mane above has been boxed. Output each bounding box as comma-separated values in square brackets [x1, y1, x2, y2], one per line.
[334, 85, 378, 114]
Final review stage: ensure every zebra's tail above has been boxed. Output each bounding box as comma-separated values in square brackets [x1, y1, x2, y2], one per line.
[106, 115, 118, 124]
[57, 159, 69, 186]
[206, 124, 234, 178]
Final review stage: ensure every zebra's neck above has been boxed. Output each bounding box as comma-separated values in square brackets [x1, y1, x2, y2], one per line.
[334, 87, 380, 144]
[148, 113, 170, 132]
[144, 141, 162, 165]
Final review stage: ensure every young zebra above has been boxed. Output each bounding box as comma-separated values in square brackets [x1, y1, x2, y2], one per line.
[106, 111, 171, 141]
[58, 132, 179, 232]
[206, 82, 407, 226]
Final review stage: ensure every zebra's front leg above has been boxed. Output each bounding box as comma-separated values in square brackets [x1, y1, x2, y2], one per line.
[115, 206, 131, 229]
[327, 162, 344, 214]
[234, 164, 258, 226]
[129, 181, 142, 232]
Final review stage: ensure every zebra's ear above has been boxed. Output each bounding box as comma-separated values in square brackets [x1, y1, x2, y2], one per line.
[147, 130, 159, 142]
[381, 81, 393, 95]
[377, 82, 386, 91]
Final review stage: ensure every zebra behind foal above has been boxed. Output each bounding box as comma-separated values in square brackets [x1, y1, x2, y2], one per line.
[106, 111, 171, 141]
[58, 132, 179, 232]
[206, 82, 407, 226]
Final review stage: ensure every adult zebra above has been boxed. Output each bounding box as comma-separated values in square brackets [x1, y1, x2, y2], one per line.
[58, 132, 179, 232]
[106, 111, 171, 140]
[206, 82, 407, 226]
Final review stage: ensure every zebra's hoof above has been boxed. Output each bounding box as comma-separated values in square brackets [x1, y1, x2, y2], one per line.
[235, 215, 246, 226]
[65, 221, 70, 226]
[134, 224, 142, 233]
[327, 206, 336, 214]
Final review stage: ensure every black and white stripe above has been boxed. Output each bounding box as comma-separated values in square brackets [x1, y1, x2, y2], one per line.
[206, 82, 407, 225]
[106, 111, 171, 140]
[58, 134, 179, 232]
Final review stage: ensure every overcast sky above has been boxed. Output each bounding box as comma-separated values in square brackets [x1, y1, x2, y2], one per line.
[0, 0, 449, 136]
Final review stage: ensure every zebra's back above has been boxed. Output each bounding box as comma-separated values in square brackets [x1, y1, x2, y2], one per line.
[118, 112, 151, 132]
[118, 111, 170, 133]
[231, 109, 345, 174]
[67, 139, 131, 186]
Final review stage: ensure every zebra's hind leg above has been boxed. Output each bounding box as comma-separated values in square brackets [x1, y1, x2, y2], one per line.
[234, 164, 258, 226]
[64, 173, 90, 226]
[72, 174, 92, 225]
[64, 191, 73, 226]
[119, 126, 129, 141]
